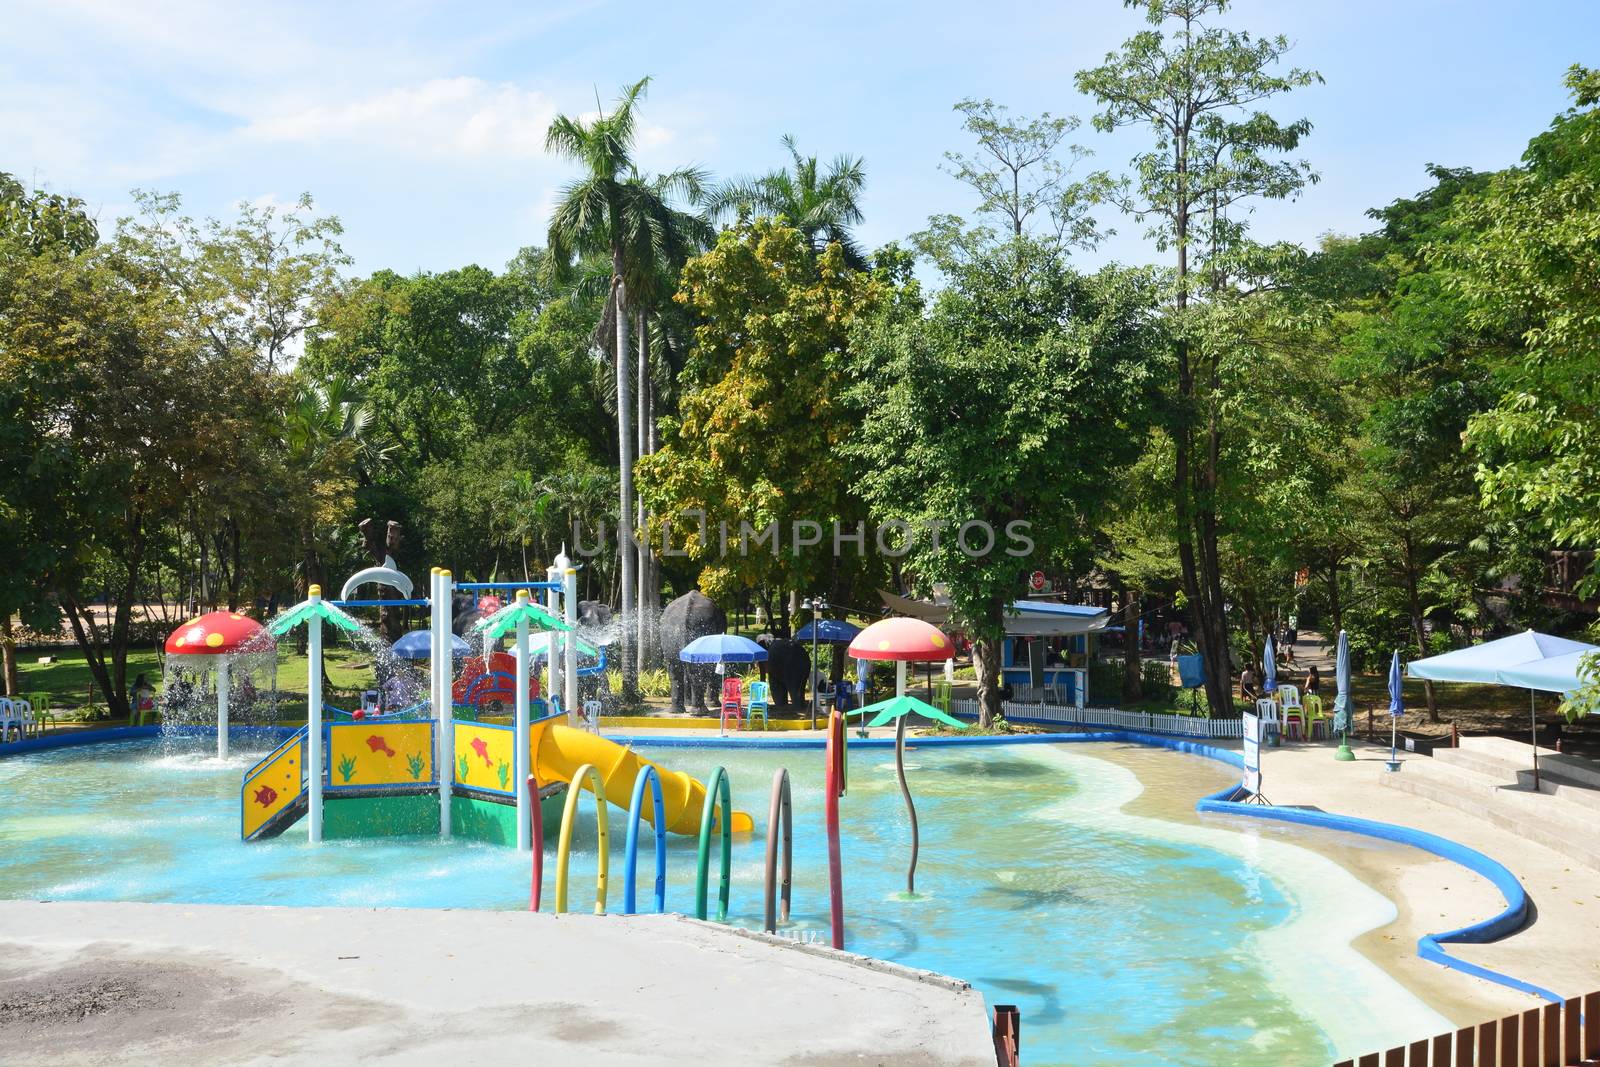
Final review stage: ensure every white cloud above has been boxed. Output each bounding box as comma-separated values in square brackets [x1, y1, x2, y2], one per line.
[239, 77, 559, 163]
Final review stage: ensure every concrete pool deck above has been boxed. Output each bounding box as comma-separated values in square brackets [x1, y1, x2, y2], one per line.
[0, 901, 995, 1066]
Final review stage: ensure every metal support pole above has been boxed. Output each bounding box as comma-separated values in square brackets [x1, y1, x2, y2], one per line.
[307, 586, 324, 843]
[545, 565, 562, 724]
[514, 591, 531, 852]
[216, 656, 230, 760]
[562, 563, 579, 728]
[434, 568, 453, 839]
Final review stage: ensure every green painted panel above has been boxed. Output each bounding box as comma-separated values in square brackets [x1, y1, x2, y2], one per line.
[323, 792, 440, 839]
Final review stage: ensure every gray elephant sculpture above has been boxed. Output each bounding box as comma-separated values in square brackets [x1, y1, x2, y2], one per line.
[658, 590, 726, 714]
[760, 637, 811, 708]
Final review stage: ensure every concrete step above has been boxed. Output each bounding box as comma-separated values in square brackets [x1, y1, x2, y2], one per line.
[1440, 742, 1600, 812]
[1460, 735, 1600, 789]
[1377, 759, 1600, 872]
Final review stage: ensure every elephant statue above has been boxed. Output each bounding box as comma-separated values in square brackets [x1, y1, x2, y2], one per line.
[658, 590, 726, 714]
[760, 637, 812, 708]
[575, 600, 616, 707]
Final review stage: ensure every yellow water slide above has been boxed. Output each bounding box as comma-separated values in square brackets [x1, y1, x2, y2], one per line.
[529, 719, 753, 834]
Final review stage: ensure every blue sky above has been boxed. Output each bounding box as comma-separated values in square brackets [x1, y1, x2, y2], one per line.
[4, 0, 1595, 276]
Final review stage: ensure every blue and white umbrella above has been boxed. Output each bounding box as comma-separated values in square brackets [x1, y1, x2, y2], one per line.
[392, 629, 469, 660]
[1333, 630, 1355, 761]
[1388, 650, 1404, 716]
[1263, 635, 1278, 694]
[679, 633, 769, 664]
[795, 619, 862, 643]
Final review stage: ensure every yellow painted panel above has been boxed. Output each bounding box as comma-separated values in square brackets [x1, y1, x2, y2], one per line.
[242, 737, 303, 838]
[329, 722, 433, 786]
[453, 722, 516, 793]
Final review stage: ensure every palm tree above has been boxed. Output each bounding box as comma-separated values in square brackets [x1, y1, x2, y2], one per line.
[544, 77, 708, 697]
[708, 134, 868, 267]
[280, 376, 386, 597]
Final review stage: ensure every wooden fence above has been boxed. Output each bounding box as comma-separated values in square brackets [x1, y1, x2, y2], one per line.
[1334, 991, 1599, 1066]
[991, 1003, 1019, 1067]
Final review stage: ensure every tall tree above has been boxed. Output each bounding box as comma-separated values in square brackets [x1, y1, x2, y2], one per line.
[708, 135, 868, 268]
[847, 236, 1165, 726]
[545, 77, 707, 699]
[1439, 67, 1600, 596]
[1076, 0, 1320, 717]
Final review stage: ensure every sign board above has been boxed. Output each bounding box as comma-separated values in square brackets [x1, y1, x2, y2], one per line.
[1028, 571, 1048, 592]
[1241, 711, 1264, 798]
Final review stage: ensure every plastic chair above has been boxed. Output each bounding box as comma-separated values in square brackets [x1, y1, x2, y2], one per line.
[1278, 684, 1301, 710]
[746, 680, 770, 729]
[1300, 694, 1326, 739]
[0, 698, 17, 741]
[720, 676, 744, 732]
[27, 693, 54, 734]
[933, 680, 953, 716]
[12, 698, 36, 739]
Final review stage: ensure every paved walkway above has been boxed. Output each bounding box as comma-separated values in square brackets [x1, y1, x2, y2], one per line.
[0, 902, 994, 1067]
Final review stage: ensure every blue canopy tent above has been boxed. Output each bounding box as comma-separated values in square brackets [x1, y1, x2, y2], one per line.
[1409, 630, 1599, 789]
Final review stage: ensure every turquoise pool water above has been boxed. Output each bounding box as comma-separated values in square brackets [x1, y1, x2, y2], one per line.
[0, 736, 1444, 1065]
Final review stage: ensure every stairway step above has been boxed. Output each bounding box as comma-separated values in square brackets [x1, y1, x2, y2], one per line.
[1378, 762, 1600, 871]
[1460, 735, 1600, 787]
[1437, 747, 1600, 809]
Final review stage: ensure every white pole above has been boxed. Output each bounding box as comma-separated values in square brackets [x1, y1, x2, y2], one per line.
[307, 586, 324, 843]
[514, 591, 531, 852]
[434, 568, 453, 839]
[545, 565, 562, 721]
[562, 561, 579, 729]
[216, 656, 230, 760]
[896, 660, 907, 699]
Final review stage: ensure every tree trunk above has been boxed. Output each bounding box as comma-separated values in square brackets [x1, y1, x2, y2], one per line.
[1121, 591, 1142, 703]
[1, 617, 19, 696]
[973, 633, 1004, 729]
[636, 308, 652, 675]
[1400, 533, 1439, 721]
[613, 273, 638, 701]
[1325, 557, 1343, 636]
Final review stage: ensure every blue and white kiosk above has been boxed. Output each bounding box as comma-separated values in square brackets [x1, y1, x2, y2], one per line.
[998, 600, 1109, 707]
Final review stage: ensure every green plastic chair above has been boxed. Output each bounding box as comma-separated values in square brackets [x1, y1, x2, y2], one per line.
[933, 680, 953, 716]
[26, 693, 55, 734]
[746, 680, 771, 729]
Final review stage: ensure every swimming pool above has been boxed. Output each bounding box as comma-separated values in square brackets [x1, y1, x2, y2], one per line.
[0, 735, 1449, 1065]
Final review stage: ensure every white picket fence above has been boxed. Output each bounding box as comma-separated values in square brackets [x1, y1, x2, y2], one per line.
[951, 699, 1244, 740]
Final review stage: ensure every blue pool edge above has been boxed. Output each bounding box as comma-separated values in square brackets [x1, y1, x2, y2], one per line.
[2, 720, 1563, 1004]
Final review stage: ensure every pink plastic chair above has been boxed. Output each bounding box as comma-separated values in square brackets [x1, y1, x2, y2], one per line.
[720, 676, 745, 732]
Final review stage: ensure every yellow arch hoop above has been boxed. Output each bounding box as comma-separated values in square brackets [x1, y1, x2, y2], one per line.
[555, 762, 610, 914]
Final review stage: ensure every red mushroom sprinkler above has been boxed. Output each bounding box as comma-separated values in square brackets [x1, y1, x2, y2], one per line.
[846, 618, 967, 898]
[164, 611, 273, 759]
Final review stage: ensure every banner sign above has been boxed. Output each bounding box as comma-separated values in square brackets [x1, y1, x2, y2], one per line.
[1241, 711, 1264, 797]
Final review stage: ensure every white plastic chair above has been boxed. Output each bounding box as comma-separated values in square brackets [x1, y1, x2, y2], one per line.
[1278, 684, 1301, 710]
[0, 698, 19, 742]
[12, 698, 35, 739]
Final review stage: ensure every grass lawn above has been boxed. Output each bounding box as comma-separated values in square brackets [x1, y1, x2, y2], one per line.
[17, 645, 386, 710]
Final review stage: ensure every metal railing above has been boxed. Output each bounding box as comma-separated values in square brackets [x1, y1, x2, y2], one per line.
[623, 765, 667, 915]
[952, 699, 1245, 739]
[554, 763, 609, 914]
[694, 766, 732, 922]
[763, 768, 792, 934]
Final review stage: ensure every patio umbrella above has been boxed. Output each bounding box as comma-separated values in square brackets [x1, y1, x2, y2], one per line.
[164, 611, 274, 759]
[392, 629, 469, 660]
[680, 634, 768, 737]
[846, 617, 959, 898]
[1386, 650, 1404, 771]
[1333, 630, 1354, 762]
[1262, 635, 1278, 694]
[794, 619, 862, 643]
[1410, 630, 1599, 789]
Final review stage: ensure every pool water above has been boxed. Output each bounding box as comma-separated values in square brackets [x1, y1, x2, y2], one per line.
[0, 737, 1447, 1065]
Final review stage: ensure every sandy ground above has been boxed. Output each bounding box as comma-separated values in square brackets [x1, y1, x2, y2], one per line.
[1099, 736, 1600, 1024]
[0, 903, 994, 1067]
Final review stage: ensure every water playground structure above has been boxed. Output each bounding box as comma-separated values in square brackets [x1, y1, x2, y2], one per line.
[236, 560, 753, 850]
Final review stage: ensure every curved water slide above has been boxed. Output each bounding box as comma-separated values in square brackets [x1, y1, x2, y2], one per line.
[530, 719, 753, 834]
